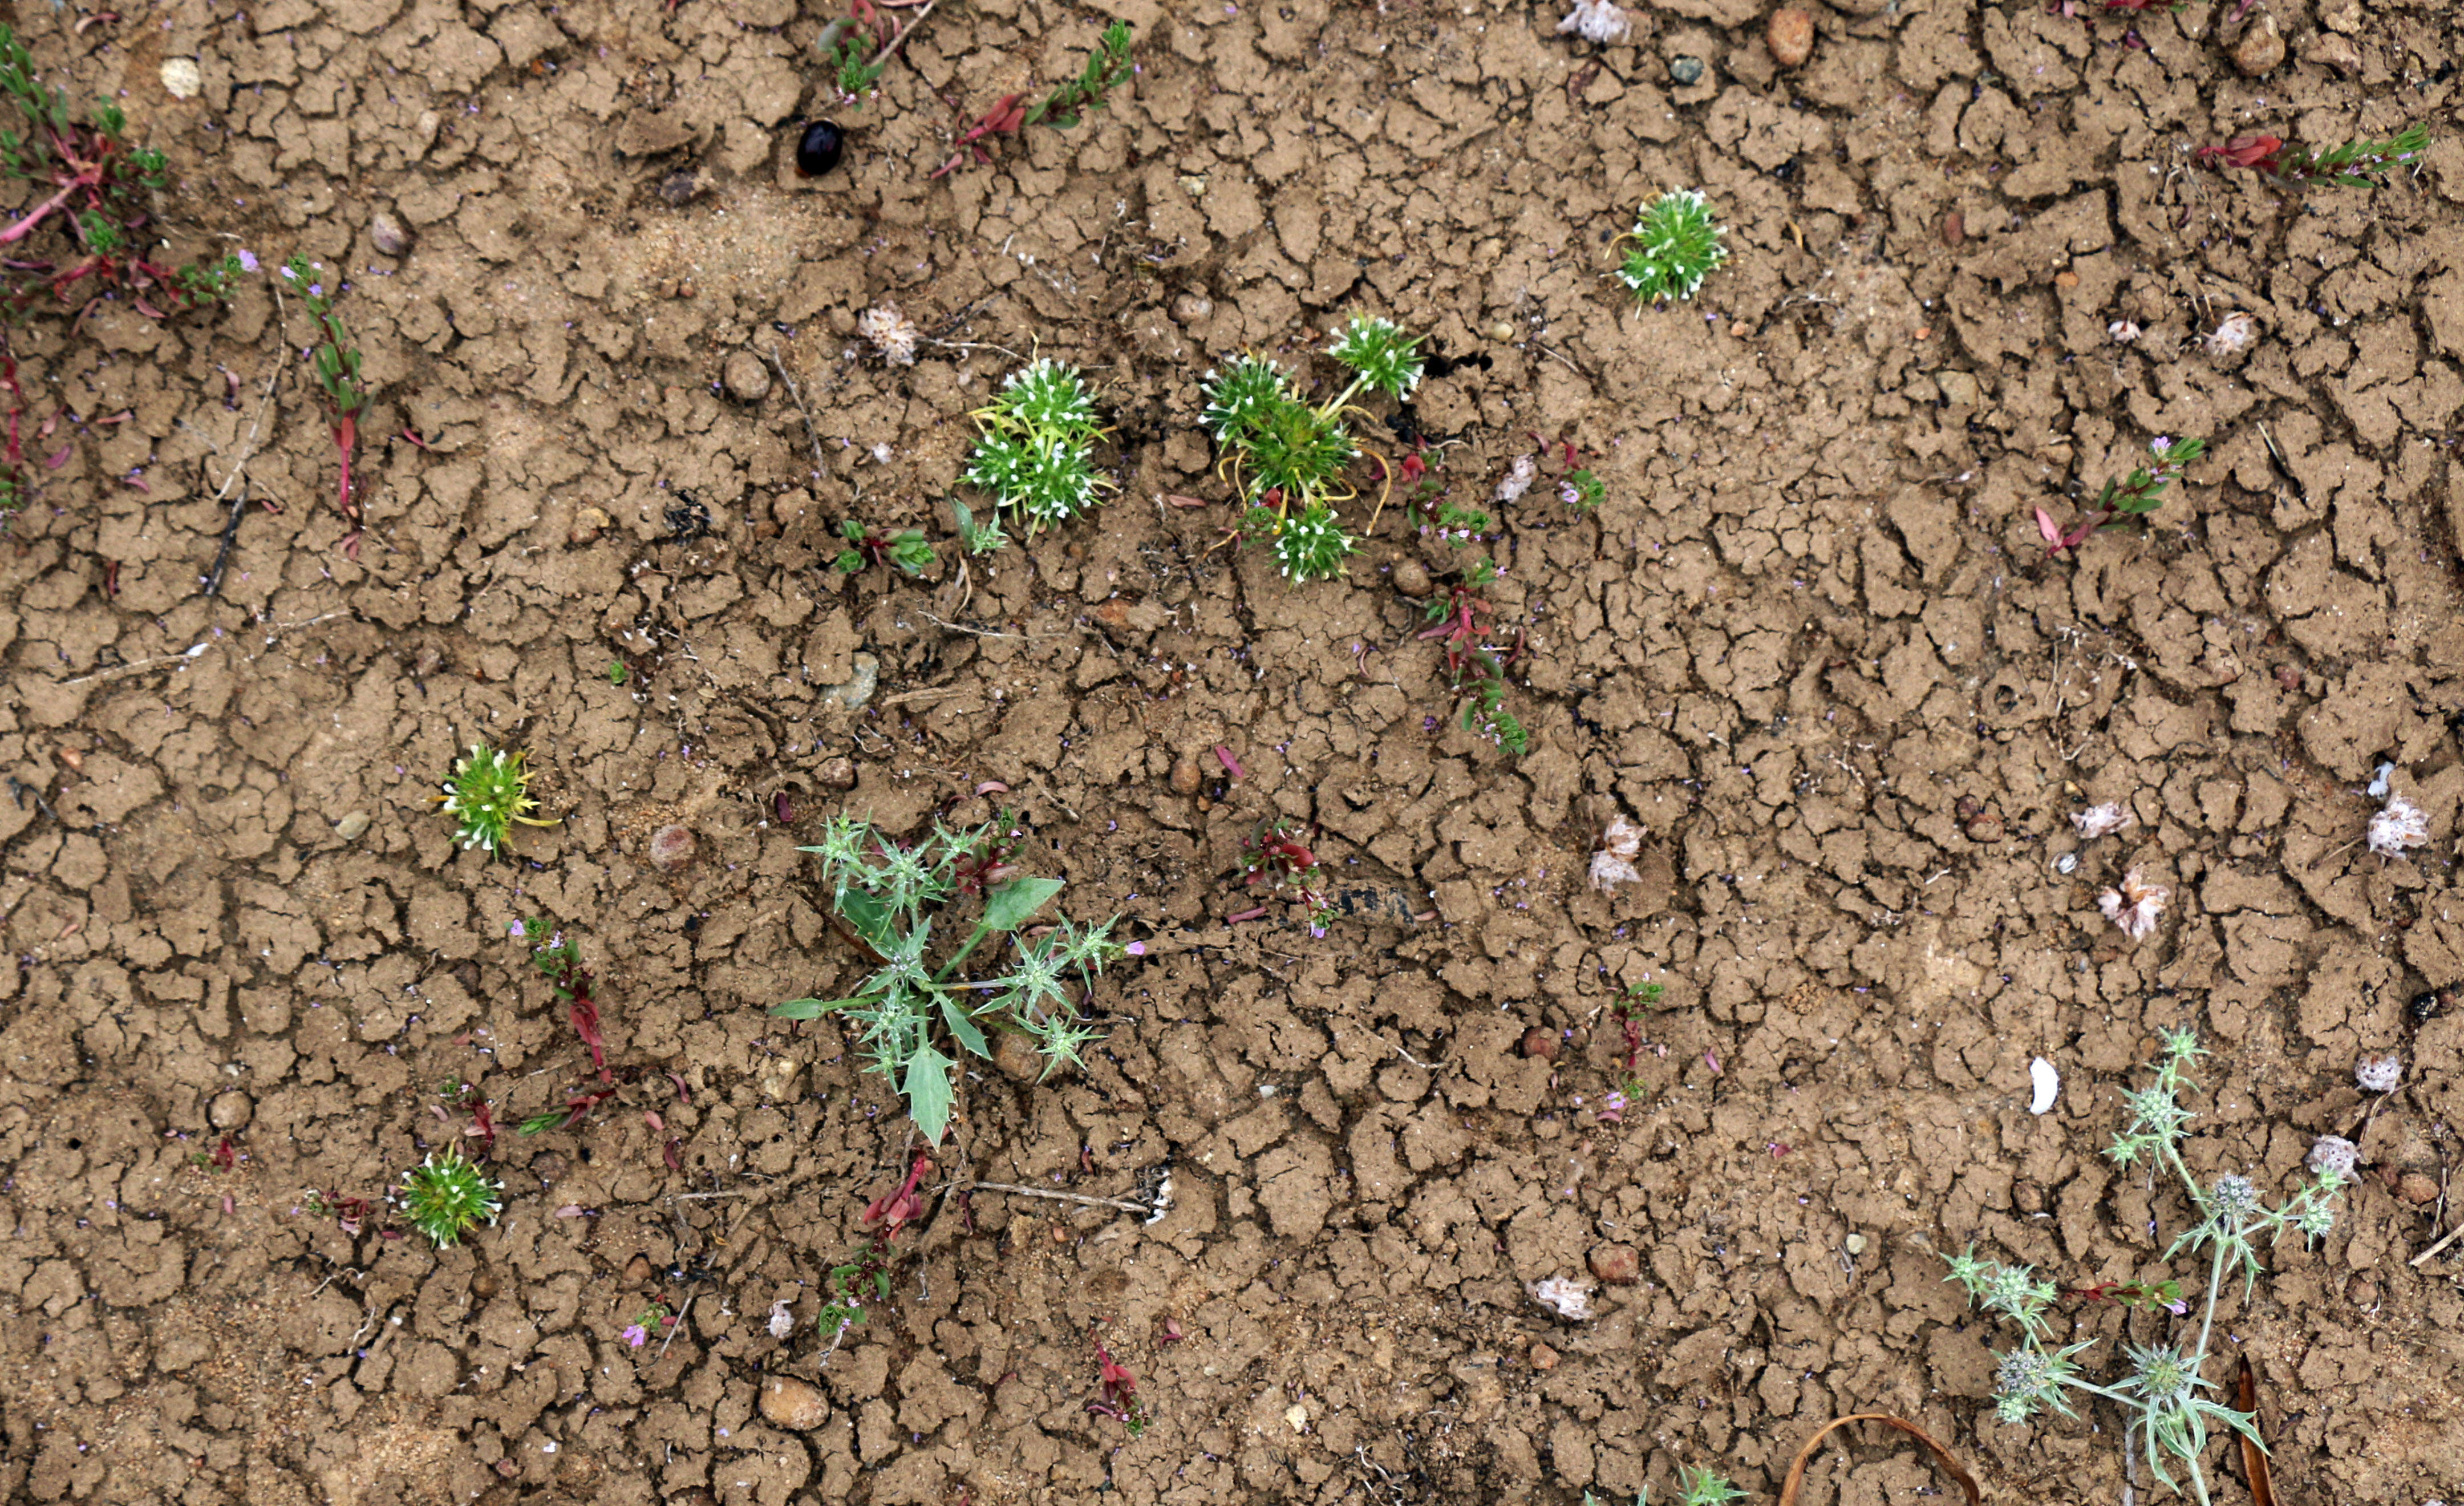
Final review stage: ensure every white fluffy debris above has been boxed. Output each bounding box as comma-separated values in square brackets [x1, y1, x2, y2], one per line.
[857, 301, 919, 366]
[2356, 1054, 2402, 1095]
[2028, 1057, 2060, 1116]
[2203, 311, 2258, 357]
[2071, 802, 2134, 840]
[2367, 794, 2430, 857]
[2308, 1135, 2359, 1179]
[1494, 453, 1539, 505]
[1527, 1275, 1595, 1321]
[768, 1299, 796, 1339]
[1557, 0, 1633, 44]
[1588, 814, 1645, 892]
[2098, 871, 2167, 941]
[2108, 319, 2142, 344]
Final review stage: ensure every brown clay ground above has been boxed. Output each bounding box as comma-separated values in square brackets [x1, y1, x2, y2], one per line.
[5, 0, 2464, 1500]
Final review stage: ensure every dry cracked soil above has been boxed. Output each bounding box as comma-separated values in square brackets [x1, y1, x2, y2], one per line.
[5, 0, 2464, 1501]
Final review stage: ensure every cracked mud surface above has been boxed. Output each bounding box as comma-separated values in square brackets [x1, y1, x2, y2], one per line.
[5, 0, 2464, 1501]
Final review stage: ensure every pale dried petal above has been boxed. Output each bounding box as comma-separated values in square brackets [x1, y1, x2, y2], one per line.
[1556, 0, 1633, 44]
[2071, 802, 2134, 839]
[2366, 794, 2430, 857]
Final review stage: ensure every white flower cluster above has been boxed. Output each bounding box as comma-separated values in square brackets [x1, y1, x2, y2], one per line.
[1557, 0, 1632, 44]
[2366, 793, 2430, 857]
[857, 301, 918, 366]
[2098, 870, 2167, 941]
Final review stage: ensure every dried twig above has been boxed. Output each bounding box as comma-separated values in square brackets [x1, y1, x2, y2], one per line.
[2410, 1218, 2464, 1268]
[953, 1180, 1154, 1216]
[760, 343, 825, 475]
[656, 1293, 695, 1361]
[201, 355, 282, 598]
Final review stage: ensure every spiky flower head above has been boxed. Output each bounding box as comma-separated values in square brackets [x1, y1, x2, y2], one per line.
[399, 1144, 504, 1246]
[1326, 315, 1424, 399]
[1273, 499, 1357, 582]
[988, 357, 1101, 442]
[437, 742, 553, 856]
[1201, 355, 1294, 443]
[1618, 188, 1728, 303]
[2207, 1173, 2261, 1226]
[2124, 1342, 2200, 1409]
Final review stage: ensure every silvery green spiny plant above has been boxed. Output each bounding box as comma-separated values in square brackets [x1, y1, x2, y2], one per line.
[1942, 1029, 2344, 1504]
[963, 358, 1111, 533]
[1615, 188, 1728, 304]
[771, 813, 1124, 1144]
[1201, 315, 1424, 582]
[398, 1144, 504, 1246]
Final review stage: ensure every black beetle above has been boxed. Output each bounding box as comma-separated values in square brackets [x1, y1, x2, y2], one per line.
[795, 119, 845, 177]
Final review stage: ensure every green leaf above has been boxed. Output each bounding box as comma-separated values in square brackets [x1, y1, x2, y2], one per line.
[982, 876, 1064, 932]
[770, 996, 861, 1020]
[905, 1042, 957, 1144]
[941, 994, 990, 1059]
[839, 888, 898, 953]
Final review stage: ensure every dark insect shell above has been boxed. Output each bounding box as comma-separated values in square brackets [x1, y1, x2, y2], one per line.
[795, 119, 845, 178]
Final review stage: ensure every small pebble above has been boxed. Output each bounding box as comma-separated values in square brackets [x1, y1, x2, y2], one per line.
[995, 1031, 1043, 1082]
[209, 1090, 253, 1130]
[160, 58, 202, 99]
[1169, 756, 1202, 796]
[1766, 7, 1814, 67]
[570, 504, 611, 545]
[1391, 558, 1432, 597]
[820, 653, 880, 712]
[1587, 1244, 1639, 1285]
[1172, 293, 1213, 325]
[1529, 1342, 1559, 1371]
[1940, 210, 1963, 248]
[2231, 13, 2284, 76]
[1488, 319, 1515, 343]
[334, 811, 372, 841]
[817, 756, 857, 790]
[1668, 55, 1704, 86]
[1844, 1232, 1868, 1256]
[2397, 1171, 2439, 1206]
[759, 1376, 832, 1430]
[1522, 1027, 1560, 1062]
[625, 1254, 655, 1287]
[370, 208, 413, 257]
[723, 351, 772, 403]
[647, 825, 697, 872]
[1964, 812, 2003, 843]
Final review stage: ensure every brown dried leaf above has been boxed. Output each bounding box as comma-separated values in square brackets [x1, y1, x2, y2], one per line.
[2239, 1357, 2275, 1506]
[1781, 1414, 1980, 1506]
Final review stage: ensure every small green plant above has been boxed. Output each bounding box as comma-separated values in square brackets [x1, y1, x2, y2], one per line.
[1237, 819, 1335, 935]
[963, 358, 1111, 535]
[1616, 188, 1729, 304]
[1561, 467, 1605, 513]
[1202, 315, 1424, 582]
[607, 660, 630, 685]
[1417, 574, 1529, 756]
[1941, 1028, 2344, 1504]
[280, 257, 372, 553]
[950, 497, 1010, 556]
[1431, 499, 1492, 547]
[398, 1144, 504, 1246]
[2035, 435, 2203, 557]
[1582, 1464, 1748, 1506]
[813, 7, 891, 108]
[2196, 123, 2430, 187]
[933, 19, 1136, 177]
[833, 517, 937, 576]
[435, 742, 557, 857]
[770, 813, 1125, 1144]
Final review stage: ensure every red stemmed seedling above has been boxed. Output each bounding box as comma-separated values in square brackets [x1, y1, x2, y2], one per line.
[2194, 123, 2431, 189]
[1238, 818, 1334, 934]
[1416, 568, 1531, 756]
[1085, 1326, 1145, 1434]
[931, 21, 1134, 177]
[2034, 437, 2202, 558]
[861, 1151, 933, 1240]
[280, 257, 370, 556]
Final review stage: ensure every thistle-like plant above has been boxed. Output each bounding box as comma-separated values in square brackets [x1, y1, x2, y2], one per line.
[2035, 435, 2203, 558]
[1615, 188, 1728, 304]
[1942, 1029, 2344, 1504]
[950, 497, 1010, 556]
[435, 742, 557, 857]
[771, 813, 1125, 1144]
[1582, 1465, 1748, 1506]
[963, 358, 1111, 533]
[1201, 315, 1424, 582]
[398, 1144, 504, 1246]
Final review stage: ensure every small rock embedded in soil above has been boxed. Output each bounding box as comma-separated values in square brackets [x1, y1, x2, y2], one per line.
[334, 811, 372, 841]
[647, 825, 697, 871]
[759, 1375, 832, 1430]
[658, 168, 706, 205]
[1488, 319, 1515, 343]
[1765, 7, 1814, 67]
[994, 1031, 1043, 1082]
[2231, 13, 2284, 76]
[209, 1091, 252, 1130]
[1521, 1027, 1558, 1061]
[723, 351, 772, 403]
[1667, 55, 1704, 86]
[1964, 811, 2003, 843]
[2397, 1171, 2439, 1206]
[1391, 558, 1431, 597]
[1169, 756, 1201, 796]
[820, 653, 880, 712]
[370, 208, 414, 257]
[570, 505, 611, 545]
[1172, 293, 1213, 326]
[625, 1254, 655, 1287]
[1587, 1244, 1639, 1285]
[160, 58, 202, 99]
[1529, 1342, 1559, 1371]
[818, 756, 856, 790]
[1940, 210, 1963, 248]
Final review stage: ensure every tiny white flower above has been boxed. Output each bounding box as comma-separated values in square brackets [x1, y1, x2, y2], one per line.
[2366, 794, 2430, 857]
[2308, 1135, 2359, 1179]
[2098, 870, 2166, 940]
[1589, 814, 1646, 892]
[2355, 1054, 2401, 1095]
[856, 301, 919, 367]
[2203, 311, 2258, 356]
[1494, 453, 1538, 505]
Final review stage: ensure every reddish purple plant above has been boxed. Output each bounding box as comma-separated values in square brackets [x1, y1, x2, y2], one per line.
[2195, 124, 2430, 189]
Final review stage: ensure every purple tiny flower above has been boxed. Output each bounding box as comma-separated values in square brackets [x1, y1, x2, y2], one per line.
[278, 264, 297, 281]
[237, 250, 260, 273]
[621, 1324, 647, 1347]
[309, 284, 325, 296]
[1124, 941, 1146, 957]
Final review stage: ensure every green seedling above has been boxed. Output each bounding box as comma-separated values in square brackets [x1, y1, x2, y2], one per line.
[1561, 468, 1605, 513]
[950, 497, 1010, 556]
[1616, 188, 1728, 304]
[1430, 499, 1492, 547]
[607, 661, 630, 685]
[932, 19, 1136, 177]
[813, 5, 892, 108]
[1583, 1464, 1748, 1506]
[770, 813, 1126, 1144]
[2196, 123, 2430, 187]
[435, 742, 557, 857]
[1202, 315, 1424, 582]
[398, 1144, 504, 1246]
[963, 358, 1112, 535]
[2036, 436, 2203, 557]
[1942, 1028, 2343, 1504]
[833, 517, 936, 576]
[1417, 573, 1529, 757]
[280, 257, 371, 553]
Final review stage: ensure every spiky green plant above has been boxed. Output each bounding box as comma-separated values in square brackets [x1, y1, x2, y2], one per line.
[1941, 1029, 2344, 1504]
[963, 358, 1111, 532]
[435, 742, 557, 856]
[1200, 314, 1423, 583]
[1615, 188, 1728, 303]
[771, 813, 1124, 1144]
[398, 1145, 504, 1246]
